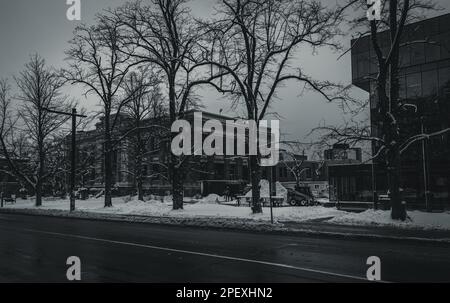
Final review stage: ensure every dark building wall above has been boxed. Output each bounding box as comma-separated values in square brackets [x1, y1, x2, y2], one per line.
[328, 163, 387, 202]
[324, 144, 362, 162]
[351, 13, 450, 207]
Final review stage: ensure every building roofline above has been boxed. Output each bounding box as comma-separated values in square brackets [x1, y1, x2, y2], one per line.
[183, 109, 242, 121]
[351, 12, 450, 44]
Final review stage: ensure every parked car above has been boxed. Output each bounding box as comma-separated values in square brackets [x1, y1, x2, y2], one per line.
[287, 185, 316, 206]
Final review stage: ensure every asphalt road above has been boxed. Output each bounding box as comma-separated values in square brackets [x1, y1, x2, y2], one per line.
[0, 213, 449, 282]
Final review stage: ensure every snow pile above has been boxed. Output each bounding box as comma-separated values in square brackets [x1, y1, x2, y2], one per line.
[329, 209, 450, 230]
[198, 194, 221, 204]
[245, 179, 287, 201]
[7, 196, 450, 230]
[276, 206, 344, 222]
[94, 199, 169, 216]
[7, 197, 112, 211]
[315, 197, 331, 204]
[6, 197, 343, 223]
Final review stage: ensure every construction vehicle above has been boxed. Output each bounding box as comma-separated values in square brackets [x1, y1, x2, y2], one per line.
[287, 185, 316, 206]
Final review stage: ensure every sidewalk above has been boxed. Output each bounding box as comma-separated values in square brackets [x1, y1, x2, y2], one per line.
[281, 220, 450, 243]
[2, 207, 450, 245]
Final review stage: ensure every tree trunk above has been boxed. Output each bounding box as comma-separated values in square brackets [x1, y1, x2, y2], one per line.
[135, 120, 144, 201]
[388, 0, 406, 220]
[248, 110, 262, 214]
[35, 180, 42, 207]
[249, 154, 262, 213]
[168, 72, 184, 210]
[171, 155, 184, 210]
[104, 112, 113, 208]
[388, 145, 404, 219]
[137, 178, 144, 201]
[35, 140, 45, 207]
[136, 137, 144, 201]
[378, 83, 404, 219]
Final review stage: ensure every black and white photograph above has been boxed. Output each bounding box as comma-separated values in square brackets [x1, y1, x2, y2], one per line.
[0, 0, 450, 292]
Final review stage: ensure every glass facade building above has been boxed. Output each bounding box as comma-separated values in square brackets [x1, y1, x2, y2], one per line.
[351, 13, 450, 208]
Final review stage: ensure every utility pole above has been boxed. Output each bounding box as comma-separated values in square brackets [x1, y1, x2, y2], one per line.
[70, 108, 77, 212]
[43, 107, 86, 212]
[371, 160, 377, 210]
[269, 166, 275, 224]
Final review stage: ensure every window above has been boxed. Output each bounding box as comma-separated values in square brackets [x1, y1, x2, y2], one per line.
[370, 81, 379, 109]
[438, 67, 450, 98]
[354, 37, 370, 54]
[422, 70, 438, 97]
[423, 18, 440, 36]
[406, 72, 422, 98]
[399, 75, 406, 99]
[371, 125, 378, 137]
[399, 46, 411, 67]
[369, 57, 378, 74]
[410, 44, 425, 65]
[356, 53, 369, 78]
[440, 32, 450, 60]
[369, 48, 378, 74]
[425, 35, 441, 62]
[306, 168, 312, 179]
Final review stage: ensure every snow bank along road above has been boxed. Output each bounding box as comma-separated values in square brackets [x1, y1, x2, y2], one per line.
[0, 213, 449, 282]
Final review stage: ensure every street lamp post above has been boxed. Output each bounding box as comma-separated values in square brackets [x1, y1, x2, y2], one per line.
[43, 107, 86, 212]
[421, 116, 431, 212]
[371, 160, 377, 210]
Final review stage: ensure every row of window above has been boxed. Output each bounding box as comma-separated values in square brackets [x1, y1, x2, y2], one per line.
[370, 66, 450, 108]
[353, 32, 450, 80]
[352, 14, 450, 54]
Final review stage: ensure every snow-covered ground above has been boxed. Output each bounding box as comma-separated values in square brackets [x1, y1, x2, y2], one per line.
[5, 196, 450, 230]
[329, 209, 450, 230]
[5, 196, 343, 223]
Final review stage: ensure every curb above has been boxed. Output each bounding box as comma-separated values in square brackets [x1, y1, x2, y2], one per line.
[1, 208, 450, 245]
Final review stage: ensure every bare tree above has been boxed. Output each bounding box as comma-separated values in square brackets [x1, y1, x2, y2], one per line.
[280, 143, 308, 188]
[111, 0, 226, 210]
[121, 66, 167, 201]
[63, 15, 140, 207]
[280, 139, 326, 188]
[0, 86, 32, 185]
[0, 55, 72, 206]
[197, 0, 351, 213]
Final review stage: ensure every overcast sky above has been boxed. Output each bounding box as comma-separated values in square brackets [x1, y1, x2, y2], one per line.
[1, 0, 449, 156]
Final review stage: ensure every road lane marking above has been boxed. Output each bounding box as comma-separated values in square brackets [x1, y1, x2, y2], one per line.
[22, 228, 382, 282]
